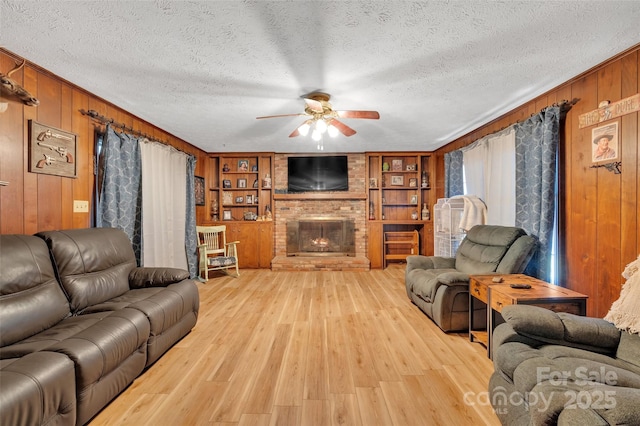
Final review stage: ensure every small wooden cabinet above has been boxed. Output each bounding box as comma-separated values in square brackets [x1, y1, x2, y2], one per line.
[203, 153, 274, 269]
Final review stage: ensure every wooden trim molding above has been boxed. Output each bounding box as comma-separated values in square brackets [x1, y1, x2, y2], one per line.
[274, 193, 367, 200]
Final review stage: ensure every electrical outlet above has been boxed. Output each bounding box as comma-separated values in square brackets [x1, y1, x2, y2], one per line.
[73, 200, 89, 213]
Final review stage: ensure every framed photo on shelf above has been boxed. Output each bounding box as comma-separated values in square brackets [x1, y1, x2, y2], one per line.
[392, 159, 403, 171]
[222, 179, 232, 188]
[223, 191, 233, 205]
[251, 165, 258, 172]
[246, 194, 253, 204]
[237, 178, 247, 188]
[235, 196, 244, 204]
[238, 159, 249, 171]
[369, 178, 377, 188]
[223, 210, 232, 221]
[410, 194, 418, 205]
[391, 175, 404, 186]
[406, 164, 417, 171]
[408, 177, 418, 187]
[194, 176, 205, 206]
[591, 121, 620, 164]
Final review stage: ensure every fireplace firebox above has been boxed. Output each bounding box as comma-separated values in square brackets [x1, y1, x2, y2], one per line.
[286, 218, 355, 257]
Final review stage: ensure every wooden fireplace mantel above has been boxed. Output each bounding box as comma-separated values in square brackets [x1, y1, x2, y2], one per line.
[273, 193, 367, 200]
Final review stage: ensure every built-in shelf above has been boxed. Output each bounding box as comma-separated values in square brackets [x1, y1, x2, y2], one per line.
[274, 193, 367, 200]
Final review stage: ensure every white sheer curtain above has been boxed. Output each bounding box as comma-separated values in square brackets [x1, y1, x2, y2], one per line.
[462, 127, 516, 226]
[462, 140, 487, 200]
[485, 128, 516, 226]
[139, 140, 188, 269]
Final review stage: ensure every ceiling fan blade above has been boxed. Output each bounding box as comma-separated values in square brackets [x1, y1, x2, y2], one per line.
[289, 127, 300, 137]
[256, 113, 306, 119]
[304, 98, 324, 113]
[330, 119, 357, 137]
[336, 110, 380, 119]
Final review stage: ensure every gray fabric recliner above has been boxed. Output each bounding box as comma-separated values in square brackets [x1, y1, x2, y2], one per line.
[405, 225, 537, 332]
[489, 304, 640, 425]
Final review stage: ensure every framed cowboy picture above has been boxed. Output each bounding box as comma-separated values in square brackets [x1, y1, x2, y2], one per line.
[591, 121, 620, 164]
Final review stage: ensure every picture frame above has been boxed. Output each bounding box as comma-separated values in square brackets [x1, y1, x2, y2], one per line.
[406, 164, 417, 171]
[223, 210, 232, 221]
[591, 121, 620, 164]
[251, 165, 258, 172]
[410, 194, 418, 205]
[222, 179, 232, 188]
[235, 196, 244, 204]
[28, 120, 78, 178]
[237, 178, 247, 188]
[391, 175, 404, 186]
[246, 194, 253, 204]
[223, 191, 233, 205]
[237, 159, 249, 171]
[408, 177, 418, 187]
[369, 178, 377, 188]
[194, 176, 205, 206]
[391, 159, 403, 171]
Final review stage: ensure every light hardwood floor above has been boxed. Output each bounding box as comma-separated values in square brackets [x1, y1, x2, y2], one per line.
[91, 265, 501, 425]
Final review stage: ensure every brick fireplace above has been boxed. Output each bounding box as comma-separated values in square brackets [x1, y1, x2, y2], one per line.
[270, 153, 370, 271]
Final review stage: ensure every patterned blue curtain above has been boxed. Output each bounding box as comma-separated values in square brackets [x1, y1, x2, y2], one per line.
[514, 106, 560, 281]
[185, 156, 198, 278]
[97, 126, 143, 264]
[444, 150, 464, 197]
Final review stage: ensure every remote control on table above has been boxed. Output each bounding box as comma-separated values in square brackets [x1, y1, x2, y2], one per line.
[510, 283, 532, 289]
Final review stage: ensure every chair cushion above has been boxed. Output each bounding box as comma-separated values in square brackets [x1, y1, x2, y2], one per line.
[208, 256, 237, 267]
[455, 225, 526, 274]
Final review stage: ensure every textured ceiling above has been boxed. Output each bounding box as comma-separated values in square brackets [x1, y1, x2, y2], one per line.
[1, 1, 639, 153]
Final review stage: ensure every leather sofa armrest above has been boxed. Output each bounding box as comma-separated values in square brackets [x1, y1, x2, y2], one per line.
[129, 267, 190, 289]
[501, 305, 621, 352]
[406, 255, 456, 273]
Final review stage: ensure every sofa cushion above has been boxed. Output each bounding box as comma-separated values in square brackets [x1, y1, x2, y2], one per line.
[0, 235, 71, 347]
[37, 228, 137, 312]
[501, 305, 621, 354]
[0, 352, 76, 426]
[616, 331, 640, 370]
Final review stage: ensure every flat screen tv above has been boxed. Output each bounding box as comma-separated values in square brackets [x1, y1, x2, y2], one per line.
[287, 155, 349, 192]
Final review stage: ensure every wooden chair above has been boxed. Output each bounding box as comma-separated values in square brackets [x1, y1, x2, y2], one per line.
[196, 225, 239, 280]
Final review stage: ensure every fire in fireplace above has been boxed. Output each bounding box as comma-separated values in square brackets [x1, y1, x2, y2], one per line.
[287, 218, 355, 257]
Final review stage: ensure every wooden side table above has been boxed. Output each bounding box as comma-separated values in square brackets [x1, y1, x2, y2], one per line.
[468, 275, 503, 354]
[469, 274, 588, 358]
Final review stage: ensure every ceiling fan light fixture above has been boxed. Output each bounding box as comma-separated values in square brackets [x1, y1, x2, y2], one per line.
[327, 123, 339, 138]
[311, 129, 322, 141]
[315, 118, 327, 133]
[298, 121, 311, 136]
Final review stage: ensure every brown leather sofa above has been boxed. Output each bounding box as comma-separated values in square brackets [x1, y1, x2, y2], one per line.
[0, 228, 199, 426]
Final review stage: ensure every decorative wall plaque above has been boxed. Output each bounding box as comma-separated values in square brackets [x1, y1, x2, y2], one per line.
[28, 120, 77, 178]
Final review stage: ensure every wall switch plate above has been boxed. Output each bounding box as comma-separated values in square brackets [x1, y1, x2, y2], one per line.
[73, 200, 89, 213]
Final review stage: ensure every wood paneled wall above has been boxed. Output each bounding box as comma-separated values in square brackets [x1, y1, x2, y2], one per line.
[0, 49, 210, 235]
[434, 45, 639, 318]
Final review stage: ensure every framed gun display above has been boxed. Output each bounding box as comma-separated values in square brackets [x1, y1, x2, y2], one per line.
[28, 120, 77, 178]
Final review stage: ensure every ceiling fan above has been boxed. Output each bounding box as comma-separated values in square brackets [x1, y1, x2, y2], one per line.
[256, 92, 380, 141]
